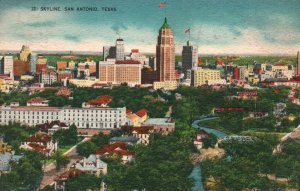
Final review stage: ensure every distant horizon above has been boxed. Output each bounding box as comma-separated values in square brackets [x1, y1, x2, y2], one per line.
[0, 49, 298, 57]
[0, 0, 299, 55]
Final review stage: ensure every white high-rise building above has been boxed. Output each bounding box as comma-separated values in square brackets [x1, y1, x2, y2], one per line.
[0, 56, 14, 75]
[30, 52, 37, 73]
[116, 39, 124, 60]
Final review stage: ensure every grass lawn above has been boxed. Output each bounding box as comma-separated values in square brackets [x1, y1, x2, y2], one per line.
[240, 131, 287, 139]
[200, 118, 233, 134]
[44, 145, 73, 165]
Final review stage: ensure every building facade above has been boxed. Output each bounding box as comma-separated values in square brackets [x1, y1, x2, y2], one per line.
[103, 46, 116, 61]
[13, 60, 30, 76]
[182, 41, 198, 74]
[191, 67, 221, 87]
[19, 45, 30, 62]
[116, 39, 124, 60]
[156, 18, 176, 81]
[99, 59, 142, 86]
[296, 51, 300, 76]
[0, 56, 13, 75]
[40, 68, 58, 84]
[0, 105, 126, 129]
[30, 53, 37, 73]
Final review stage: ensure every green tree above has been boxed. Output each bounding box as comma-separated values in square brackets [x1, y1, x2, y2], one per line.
[55, 152, 69, 170]
[77, 141, 97, 158]
[65, 174, 101, 191]
[53, 124, 78, 146]
[202, 134, 218, 148]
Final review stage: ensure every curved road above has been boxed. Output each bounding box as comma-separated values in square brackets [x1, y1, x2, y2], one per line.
[38, 137, 90, 190]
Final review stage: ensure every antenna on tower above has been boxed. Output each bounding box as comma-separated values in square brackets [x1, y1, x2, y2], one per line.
[116, 30, 121, 39]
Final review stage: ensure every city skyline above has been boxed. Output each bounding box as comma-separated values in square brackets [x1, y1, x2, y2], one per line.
[0, 0, 299, 55]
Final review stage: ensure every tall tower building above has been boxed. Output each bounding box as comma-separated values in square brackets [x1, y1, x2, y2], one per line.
[30, 52, 37, 73]
[103, 46, 116, 61]
[116, 39, 124, 60]
[182, 41, 198, 74]
[156, 18, 176, 81]
[19, 45, 30, 62]
[296, 51, 300, 76]
[0, 56, 13, 75]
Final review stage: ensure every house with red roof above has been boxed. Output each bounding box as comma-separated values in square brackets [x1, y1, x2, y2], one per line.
[82, 95, 112, 108]
[194, 130, 209, 149]
[126, 107, 141, 126]
[55, 86, 71, 96]
[288, 97, 300, 105]
[135, 108, 148, 123]
[121, 125, 154, 145]
[27, 97, 49, 107]
[95, 142, 134, 163]
[20, 132, 57, 156]
[54, 169, 84, 191]
[36, 120, 69, 135]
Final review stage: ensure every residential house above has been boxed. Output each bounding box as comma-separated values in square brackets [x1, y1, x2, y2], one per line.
[20, 132, 57, 156]
[121, 126, 154, 145]
[27, 97, 49, 107]
[95, 142, 134, 163]
[135, 108, 148, 123]
[36, 120, 69, 134]
[0, 152, 23, 175]
[73, 154, 107, 177]
[194, 130, 209, 149]
[82, 95, 112, 108]
[54, 169, 83, 191]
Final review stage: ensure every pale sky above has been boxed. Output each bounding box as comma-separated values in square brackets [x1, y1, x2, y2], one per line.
[0, 0, 299, 55]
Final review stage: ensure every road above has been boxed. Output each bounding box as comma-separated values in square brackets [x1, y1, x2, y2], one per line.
[38, 137, 90, 190]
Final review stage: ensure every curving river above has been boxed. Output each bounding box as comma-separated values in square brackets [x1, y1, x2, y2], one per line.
[190, 116, 227, 191]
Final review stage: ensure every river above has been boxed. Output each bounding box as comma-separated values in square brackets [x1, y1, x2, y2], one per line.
[190, 116, 227, 191]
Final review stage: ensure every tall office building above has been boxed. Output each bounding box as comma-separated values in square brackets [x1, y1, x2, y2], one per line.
[149, 56, 156, 71]
[156, 18, 176, 81]
[296, 51, 300, 76]
[191, 67, 221, 87]
[116, 39, 124, 60]
[103, 46, 116, 61]
[30, 52, 37, 73]
[0, 56, 14, 75]
[19, 45, 31, 62]
[182, 41, 198, 74]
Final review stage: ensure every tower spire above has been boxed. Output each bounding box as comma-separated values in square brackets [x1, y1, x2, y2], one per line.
[161, 17, 170, 29]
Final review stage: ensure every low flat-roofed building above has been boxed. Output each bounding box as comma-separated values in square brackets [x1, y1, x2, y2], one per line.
[153, 80, 177, 90]
[142, 118, 175, 134]
[109, 136, 139, 145]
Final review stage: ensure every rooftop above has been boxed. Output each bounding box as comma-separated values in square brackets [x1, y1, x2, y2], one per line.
[115, 60, 141, 64]
[110, 136, 139, 143]
[121, 126, 154, 134]
[27, 97, 48, 103]
[143, 118, 173, 125]
[86, 95, 112, 105]
[25, 132, 52, 143]
[135, 108, 148, 118]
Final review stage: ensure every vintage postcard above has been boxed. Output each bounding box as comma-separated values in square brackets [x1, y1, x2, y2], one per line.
[0, 0, 300, 191]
